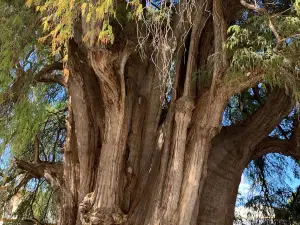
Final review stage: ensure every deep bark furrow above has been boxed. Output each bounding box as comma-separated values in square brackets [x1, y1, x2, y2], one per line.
[87, 52, 126, 221]
[133, 66, 163, 206]
[161, 97, 194, 223]
[62, 104, 80, 225]
[177, 134, 211, 225]
[184, 0, 208, 97]
[68, 74, 96, 203]
[124, 96, 147, 211]
[42, 1, 297, 223]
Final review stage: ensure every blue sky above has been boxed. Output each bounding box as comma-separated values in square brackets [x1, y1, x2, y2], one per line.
[238, 154, 300, 207]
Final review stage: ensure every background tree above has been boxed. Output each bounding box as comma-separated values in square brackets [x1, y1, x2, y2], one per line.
[1, 0, 300, 225]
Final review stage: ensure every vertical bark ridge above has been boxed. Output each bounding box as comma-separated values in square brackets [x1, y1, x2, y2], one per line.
[140, 125, 170, 225]
[129, 50, 184, 225]
[61, 97, 80, 225]
[130, 120, 169, 225]
[123, 94, 147, 211]
[184, 0, 209, 97]
[161, 97, 194, 224]
[132, 64, 163, 207]
[83, 50, 127, 224]
[123, 57, 152, 208]
[68, 73, 97, 202]
[68, 41, 103, 207]
[174, 92, 227, 225]
[168, 7, 230, 222]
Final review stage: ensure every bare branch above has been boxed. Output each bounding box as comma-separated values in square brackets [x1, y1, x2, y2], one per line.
[35, 73, 66, 87]
[14, 159, 46, 178]
[277, 124, 289, 140]
[34, 135, 41, 163]
[1, 61, 65, 110]
[33, 217, 46, 225]
[251, 113, 300, 160]
[34, 62, 66, 87]
[240, 0, 300, 50]
[184, 2, 209, 97]
[14, 159, 63, 188]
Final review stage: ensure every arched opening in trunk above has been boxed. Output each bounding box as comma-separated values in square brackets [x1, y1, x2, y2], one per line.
[235, 153, 300, 225]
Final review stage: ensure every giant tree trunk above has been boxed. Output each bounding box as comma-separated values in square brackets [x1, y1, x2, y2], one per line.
[196, 90, 293, 225]
[34, 1, 298, 225]
[197, 149, 243, 225]
[8, 0, 300, 224]
[57, 38, 229, 225]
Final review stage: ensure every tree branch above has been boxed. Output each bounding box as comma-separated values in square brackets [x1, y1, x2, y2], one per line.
[252, 136, 300, 160]
[14, 159, 63, 188]
[6, 173, 33, 201]
[184, 1, 209, 97]
[32, 216, 46, 225]
[34, 62, 66, 87]
[239, 0, 298, 49]
[14, 159, 48, 178]
[210, 89, 292, 169]
[34, 135, 41, 163]
[240, 90, 292, 146]
[225, 71, 264, 97]
[1, 61, 65, 111]
[277, 124, 289, 140]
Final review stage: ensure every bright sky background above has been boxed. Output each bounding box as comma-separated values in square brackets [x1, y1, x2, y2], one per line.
[237, 155, 300, 206]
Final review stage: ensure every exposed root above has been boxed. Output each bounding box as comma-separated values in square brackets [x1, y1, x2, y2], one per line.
[80, 193, 128, 225]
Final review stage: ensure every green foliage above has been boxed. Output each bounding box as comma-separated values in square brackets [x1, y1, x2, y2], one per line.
[0, 83, 66, 157]
[0, 82, 65, 222]
[0, 0, 39, 89]
[26, 0, 143, 53]
[240, 153, 300, 224]
[295, 0, 300, 15]
[0, 2, 66, 222]
[222, 84, 268, 126]
[226, 7, 300, 100]
[32, 181, 57, 224]
[286, 187, 300, 223]
[4, 88, 47, 157]
[0, 178, 57, 225]
[0, 0, 66, 157]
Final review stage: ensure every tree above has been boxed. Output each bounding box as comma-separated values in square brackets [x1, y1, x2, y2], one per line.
[286, 186, 300, 223]
[235, 152, 300, 225]
[1, 0, 300, 224]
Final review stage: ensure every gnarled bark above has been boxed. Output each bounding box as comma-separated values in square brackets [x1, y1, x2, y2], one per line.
[14, 1, 299, 225]
[197, 90, 293, 225]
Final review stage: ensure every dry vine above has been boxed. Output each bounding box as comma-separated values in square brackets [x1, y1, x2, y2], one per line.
[136, 0, 198, 97]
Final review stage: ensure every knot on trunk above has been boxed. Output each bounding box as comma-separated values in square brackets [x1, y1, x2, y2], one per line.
[79, 192, 94, 213]
[175, 97, 194, 123]
[80, 193, 127, 225]
[175, 97, 194, 114]
[82, 210, 127, 225]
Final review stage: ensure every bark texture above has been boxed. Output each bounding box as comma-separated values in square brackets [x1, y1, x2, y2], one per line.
[15, 0, 299, 225]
